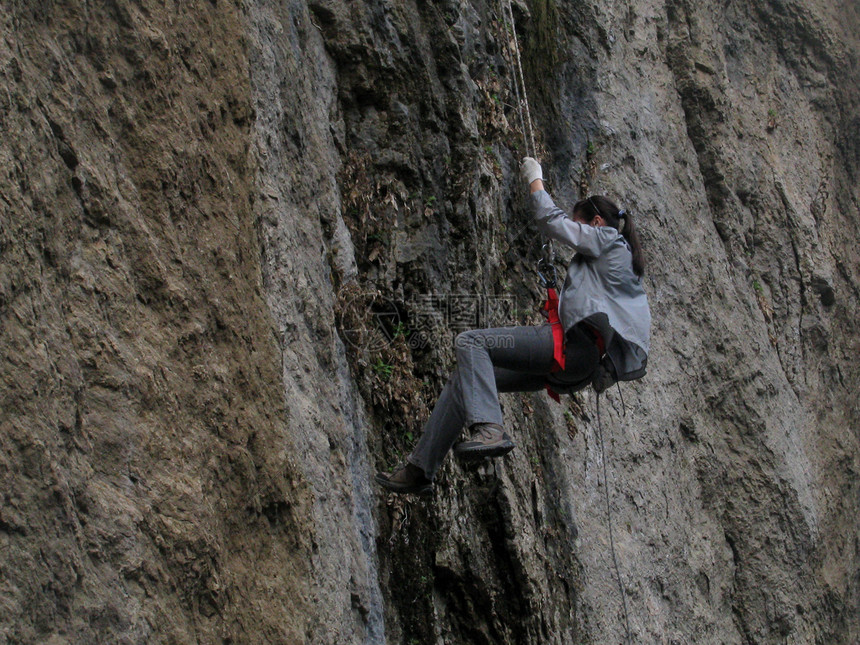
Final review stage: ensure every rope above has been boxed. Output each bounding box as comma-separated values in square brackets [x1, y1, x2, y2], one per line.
[499, 1, 529, 157]
[616, 380, 627, 416]
[499, 0, 554, 265]
[596, 394, 633, 645]
[500, 0, 536, 158]
[500, 7, 631, 641]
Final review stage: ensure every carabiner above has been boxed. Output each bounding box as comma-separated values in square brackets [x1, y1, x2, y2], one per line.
[537, 257, 558, 289]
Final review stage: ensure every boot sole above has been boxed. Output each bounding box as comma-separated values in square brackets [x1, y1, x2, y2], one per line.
[453, 441, 515, 460]
[374, 473, 433, 496]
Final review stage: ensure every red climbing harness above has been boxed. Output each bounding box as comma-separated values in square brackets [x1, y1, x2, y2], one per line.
[542, 281, 607, 403]
[543, 285, 565, 403]
[538, 251, 565, 402]
[544, 287, 566, 373]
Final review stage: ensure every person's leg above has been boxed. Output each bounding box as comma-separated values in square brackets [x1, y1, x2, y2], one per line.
[455, 325, 555, 426]
[549, 326, 601, 388]
[493, 366, 548, 393]
[407, 366, 466, 480]
[383, 324, 602, 487]
[408, 325, 554, 479]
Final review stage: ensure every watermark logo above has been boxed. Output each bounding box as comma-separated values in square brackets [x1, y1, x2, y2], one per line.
[339, 291, 518, 351]
[453, 332, 515, 349]
[340, 291, 404, 351]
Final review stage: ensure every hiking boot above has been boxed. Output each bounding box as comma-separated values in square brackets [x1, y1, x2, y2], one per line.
[375, 462, 432, 496]
[453, 423, 515, 460]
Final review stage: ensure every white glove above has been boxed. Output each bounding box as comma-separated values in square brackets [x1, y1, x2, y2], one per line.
[520, 157, 543, 185]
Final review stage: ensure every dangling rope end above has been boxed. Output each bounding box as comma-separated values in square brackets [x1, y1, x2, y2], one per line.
[616, 381, 627, 417]
[595, 389, 634, 645]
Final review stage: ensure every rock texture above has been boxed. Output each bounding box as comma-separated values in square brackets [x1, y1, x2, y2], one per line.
[1, 0, 858, 644]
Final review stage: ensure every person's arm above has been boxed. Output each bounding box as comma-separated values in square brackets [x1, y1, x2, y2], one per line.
[520, 158, 612, 256]
[531, 191, 607, 256]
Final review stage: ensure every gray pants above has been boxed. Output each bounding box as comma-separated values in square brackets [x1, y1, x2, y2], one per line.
[408, 324, 600, 480]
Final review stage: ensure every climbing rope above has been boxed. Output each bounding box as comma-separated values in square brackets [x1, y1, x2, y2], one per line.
[596, 394, 633, 645]
[499, 4, 633, 640]
[498, 0, 555, 266]
[500, 0, 529, 158]
[500, 0, 536, 158]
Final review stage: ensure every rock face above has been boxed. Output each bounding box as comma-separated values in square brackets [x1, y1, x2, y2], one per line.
[1, 0, 857, 643]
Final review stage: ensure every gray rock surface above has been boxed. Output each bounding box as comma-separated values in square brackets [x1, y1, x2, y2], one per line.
[1, 0, 857, 643]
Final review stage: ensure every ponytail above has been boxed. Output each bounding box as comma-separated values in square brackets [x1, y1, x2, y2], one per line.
[573, 195, 646, 278]
[619, 211, 645, 278]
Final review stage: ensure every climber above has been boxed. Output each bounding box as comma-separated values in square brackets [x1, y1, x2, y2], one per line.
[375, 157, 651, 495]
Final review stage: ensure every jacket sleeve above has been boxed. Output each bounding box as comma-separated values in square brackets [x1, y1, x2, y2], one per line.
[529, 189, 617, 257]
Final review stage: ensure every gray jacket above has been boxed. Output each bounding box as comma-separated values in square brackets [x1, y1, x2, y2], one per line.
[530, 190, 651, 380]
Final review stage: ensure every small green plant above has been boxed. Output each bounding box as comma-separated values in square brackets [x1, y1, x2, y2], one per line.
[425, 195, 437, 207]
[753, 280, 763, 293]
[586, 140, 595, 156]
[766, 109, 778, 130]
[393, 321, 407, 339]
[372, 358, 394, 379]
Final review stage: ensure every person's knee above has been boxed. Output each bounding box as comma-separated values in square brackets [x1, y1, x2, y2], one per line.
[455, 330, 478, 350]
[454, 331, 483, 365]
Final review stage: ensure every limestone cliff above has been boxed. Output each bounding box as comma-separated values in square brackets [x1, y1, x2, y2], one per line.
[1, 1, 857, 643]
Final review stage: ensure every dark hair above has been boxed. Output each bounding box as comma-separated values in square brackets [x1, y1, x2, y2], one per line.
[573, 195, 645, 277]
